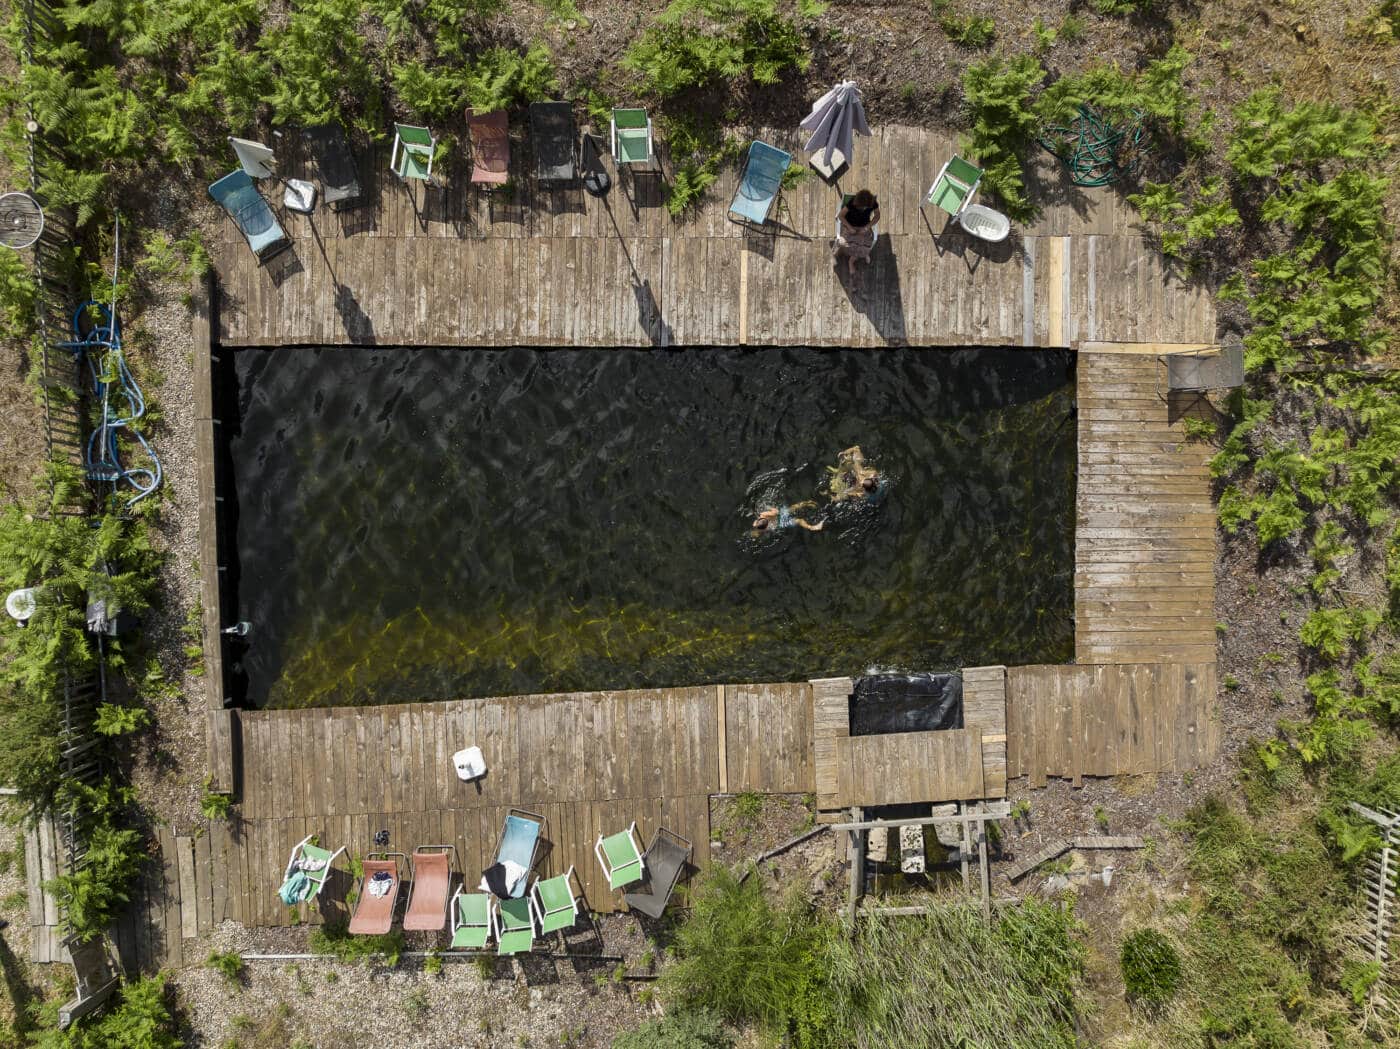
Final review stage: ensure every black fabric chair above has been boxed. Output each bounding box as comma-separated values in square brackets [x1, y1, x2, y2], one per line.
[305, 123, 365, 211]
[623, 827, 692, 919]
[530, 102, 578, 185]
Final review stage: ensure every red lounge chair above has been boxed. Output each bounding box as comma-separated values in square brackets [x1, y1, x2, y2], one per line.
[348, 853, 405, 935]
[404, 845, 456, 931]
[468, 109, 510, 187]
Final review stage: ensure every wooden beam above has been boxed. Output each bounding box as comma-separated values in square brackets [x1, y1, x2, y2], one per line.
[831, 802, 1011, 832]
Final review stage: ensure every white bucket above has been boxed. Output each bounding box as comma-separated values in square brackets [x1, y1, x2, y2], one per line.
[6, 587, 39, 622]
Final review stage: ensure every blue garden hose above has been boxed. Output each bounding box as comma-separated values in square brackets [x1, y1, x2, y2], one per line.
[58, 300, 162, 507]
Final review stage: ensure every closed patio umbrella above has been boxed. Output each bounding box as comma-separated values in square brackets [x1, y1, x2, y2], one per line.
[800, 80, 871, 175]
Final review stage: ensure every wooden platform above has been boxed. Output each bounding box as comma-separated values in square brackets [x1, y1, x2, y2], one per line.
[210, 126, 1214, 349]
[1074, 351, 1219, 664]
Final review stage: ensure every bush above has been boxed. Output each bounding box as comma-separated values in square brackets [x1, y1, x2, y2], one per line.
[660, 866, 823, 1030]
[612, 1008, 732, 1049]
[309, 920, 404, 965]
[206, 950, 244, 984]
[28, 973, 181, 1049]
[200, 790, 232, 820]
[1120, 929, 1182, 1005]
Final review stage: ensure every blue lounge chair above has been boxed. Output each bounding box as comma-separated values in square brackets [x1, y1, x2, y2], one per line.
[728, 141, 792, 226]
[209, 170, 290, 263]
[491, 809, 544, 899]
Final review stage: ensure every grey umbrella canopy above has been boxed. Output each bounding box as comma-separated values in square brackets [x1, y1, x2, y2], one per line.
[800, 80, 871, 168]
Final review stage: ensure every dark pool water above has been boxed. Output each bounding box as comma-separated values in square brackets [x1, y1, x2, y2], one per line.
[219, 348, 1076, 709]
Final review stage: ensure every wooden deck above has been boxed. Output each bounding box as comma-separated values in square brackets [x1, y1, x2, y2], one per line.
[210, 126, 1214, 349]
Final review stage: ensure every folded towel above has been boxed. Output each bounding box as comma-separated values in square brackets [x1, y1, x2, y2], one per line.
[368, 871, 394, 897]
[480, 859, 529, 897]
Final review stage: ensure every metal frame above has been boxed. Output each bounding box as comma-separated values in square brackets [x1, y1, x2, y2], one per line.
[594, 820, 646, 888]
[282, 833, 347, 901]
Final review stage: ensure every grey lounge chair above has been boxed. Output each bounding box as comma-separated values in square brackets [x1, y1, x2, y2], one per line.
[305, 123, 364, 211]
[208, 170, 290, 262]
[623, 827, 692, 919]
[530, 102, 577, 185]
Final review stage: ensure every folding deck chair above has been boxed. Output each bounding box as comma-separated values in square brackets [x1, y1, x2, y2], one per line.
[404, 845, 457, 932]
[391, 123, 437, 185]
[530, 102, 578, 185]
[623, 828, 692, 919]
[595, 821, 645, 891]
[450, 887, 493, 950]
[728, 141, 792, 226]
[486, 809, 545, 899]
[531, 865, 582, 935]
[305, 123, 364, 211]
[348, 852, 405, 935]
[1158, 341, 1245, 403]
[467, 109, 510, 188]
[610, 108, 655, 169]
[208, 170, 291, 263]
[922, 155, 1011, 242]
[494, 894, 535, 955]
[279, 834, 345, 904]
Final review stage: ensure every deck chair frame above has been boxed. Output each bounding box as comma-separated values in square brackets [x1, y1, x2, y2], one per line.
[208, 169, 291, 264]
[349, 850, 407, 934]
[449, 885, 494, 950]
[595, 820, 646, 891]
[610, 108, 655, 170]
[922, 155, 983, 222]
[282, 834, 346, 903]
[391, 123, 438, 186]
[492, 808, 546, 898]
[727, 141, 792, 228]
[305, 123, 365, 212]
[493, 892, 536, 955]
[405, 844, 458, 931]
[466, 108, 510, 191]
[530, 864, 582, 935]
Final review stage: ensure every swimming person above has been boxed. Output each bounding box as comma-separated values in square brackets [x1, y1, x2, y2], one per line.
[826, 446, 883, 502]
[752, 501, 824, 534]
[833, 190, 880, 276]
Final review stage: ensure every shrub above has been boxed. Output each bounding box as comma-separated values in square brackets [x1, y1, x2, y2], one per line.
[309, 920, 404, 965]
[94, 703, 152, 736]
[259, 0, 381, 130]
[200, 790, 233, 820]
[206, 950, 244, 984]
[28, 973, 181, 1049]
[660, 866, 823, 1030]
[612, 1008, 732, 1049]
[940, 13, 995, 48]
[463, 45, 558, 114]
[960, 55, 1047, 219]
[1120, 929, 1182, 1005]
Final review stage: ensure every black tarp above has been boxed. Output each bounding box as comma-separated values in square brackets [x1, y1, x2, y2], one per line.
[850, 672, 963, 735]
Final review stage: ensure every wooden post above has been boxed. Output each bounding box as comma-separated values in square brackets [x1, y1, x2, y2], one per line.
[959, 802, 970, 892]
[846, 806, 864, 926]
[976, 801, 991, 923]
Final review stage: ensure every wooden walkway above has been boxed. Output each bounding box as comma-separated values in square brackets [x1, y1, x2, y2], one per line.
[210, 126, 1214, 349]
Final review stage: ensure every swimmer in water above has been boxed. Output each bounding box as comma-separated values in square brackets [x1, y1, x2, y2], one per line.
[826, 446, 883, 502]
[752, 501, 824, 534]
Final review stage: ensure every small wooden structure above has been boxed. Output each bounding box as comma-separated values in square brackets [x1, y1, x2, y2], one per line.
[57, 934, 120, 1029]
[1350, 802, 1397, 965]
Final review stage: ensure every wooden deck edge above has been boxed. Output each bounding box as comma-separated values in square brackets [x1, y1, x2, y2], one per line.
[1076, 341, 1217, 355]
[193, 274, 235, 795]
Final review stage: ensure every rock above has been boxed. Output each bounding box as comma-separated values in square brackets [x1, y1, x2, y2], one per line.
[1042, 874, 1072, 895]
[528, 988, 545, 1009]
[929, 804, 960, 848]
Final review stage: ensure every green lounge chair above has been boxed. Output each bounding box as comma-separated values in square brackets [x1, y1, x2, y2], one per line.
[728, 141, 792, 226]
[594, 821, 645, 891]
[280, 834, 345, 904]
[923, 155, 983, 219]
[391, 123, 437, 185]
[494, 894, 535, 955]
[610, 108, 654, 168]
[450, 887, 492, 950]
[531, 865, 581, 934]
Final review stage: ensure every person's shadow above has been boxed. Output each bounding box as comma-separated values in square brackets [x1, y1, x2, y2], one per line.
[835, 238, 907, 345]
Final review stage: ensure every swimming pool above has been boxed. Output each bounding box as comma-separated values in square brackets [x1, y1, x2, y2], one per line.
[218, 347, 1076, 708]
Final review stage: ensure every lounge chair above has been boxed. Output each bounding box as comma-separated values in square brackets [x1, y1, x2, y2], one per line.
[923, 155, 983, 220]
[531, 865, 581, 934]
[348, 852, 405, 935]
[610, 108, 654, 169]
[467, 109, 510, 188]
[208, 170, 290, 263]
[485, 809, 544, 899]
[623, 828, 692, 920]
[391, 123, 437, 185]
[530, 102, 577, 185]
[404, 845, 457, 931]
[278, 834, 344, 904]
[449, 887, 493, 950]
[595, 821, 645, 891]
[728, 141, 792, 226]
[494, 894, 535, 955]
[305, 123, 364, 211]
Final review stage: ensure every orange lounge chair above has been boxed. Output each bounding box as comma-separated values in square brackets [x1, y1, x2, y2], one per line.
[404, 845, 457, 932]
[348, 852, 405, 935]
[468, 109, 510, 187]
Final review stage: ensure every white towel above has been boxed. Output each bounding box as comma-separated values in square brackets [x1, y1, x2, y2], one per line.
[479, 859, 529, 895]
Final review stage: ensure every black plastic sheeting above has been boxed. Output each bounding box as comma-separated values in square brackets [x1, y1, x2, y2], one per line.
[850, 672, 964, 736]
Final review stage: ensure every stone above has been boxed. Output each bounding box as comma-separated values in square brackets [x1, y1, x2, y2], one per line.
[899, 825, 926, 875]
[1042, 874, 1072, 895]
[929, 804, 961, 848]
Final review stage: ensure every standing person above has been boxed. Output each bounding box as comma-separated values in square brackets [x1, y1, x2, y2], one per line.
[833, 190, 880, 275]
